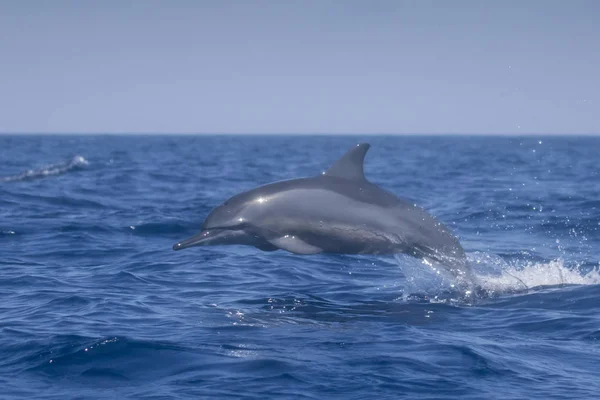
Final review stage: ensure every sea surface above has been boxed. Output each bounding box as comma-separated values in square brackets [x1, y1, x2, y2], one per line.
[1, 135, 599, 399]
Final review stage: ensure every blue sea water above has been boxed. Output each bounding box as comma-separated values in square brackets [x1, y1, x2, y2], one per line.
[1, 135, 599, 399]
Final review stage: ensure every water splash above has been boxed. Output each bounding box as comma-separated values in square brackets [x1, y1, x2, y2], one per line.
[470, 253, 600, 294]
[0, 155, 88, 182]
[394, 252, 600, 302]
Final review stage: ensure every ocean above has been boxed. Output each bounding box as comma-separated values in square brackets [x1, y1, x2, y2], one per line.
[1, 134, 599, 399]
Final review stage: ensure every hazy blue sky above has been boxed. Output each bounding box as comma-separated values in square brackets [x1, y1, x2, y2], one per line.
[1, 0, 598, 134]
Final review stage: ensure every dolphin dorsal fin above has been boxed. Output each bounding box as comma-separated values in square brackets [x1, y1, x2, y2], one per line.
[325, 143, 370, 181]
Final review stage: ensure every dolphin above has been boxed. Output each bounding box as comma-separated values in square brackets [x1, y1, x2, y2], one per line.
[173, 143, 472, 280]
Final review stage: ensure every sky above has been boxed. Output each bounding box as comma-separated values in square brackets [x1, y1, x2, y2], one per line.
[0, 0, 598, 134]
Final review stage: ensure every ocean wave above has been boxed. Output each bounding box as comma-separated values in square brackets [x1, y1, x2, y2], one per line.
[24, 336, 192, 371]
[0, 155, 88, 182]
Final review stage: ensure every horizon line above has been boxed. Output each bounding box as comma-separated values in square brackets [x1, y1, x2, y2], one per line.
[1, 132, 600, 136]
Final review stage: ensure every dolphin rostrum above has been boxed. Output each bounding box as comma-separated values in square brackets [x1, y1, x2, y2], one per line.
[173, 143, 472, 280]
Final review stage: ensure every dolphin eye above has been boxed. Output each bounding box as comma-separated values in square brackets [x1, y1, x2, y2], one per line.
[223, 201, 229, 206]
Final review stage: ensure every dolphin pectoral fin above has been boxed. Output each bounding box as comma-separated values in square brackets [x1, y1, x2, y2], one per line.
[255, 243, 278, 252]
[268, 236, 323, 255]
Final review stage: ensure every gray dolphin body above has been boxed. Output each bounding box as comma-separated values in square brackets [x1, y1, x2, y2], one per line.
[173, 144, 471, 280]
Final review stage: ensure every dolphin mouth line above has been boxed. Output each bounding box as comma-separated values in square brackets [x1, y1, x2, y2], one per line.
[173, 228, 229, 251]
